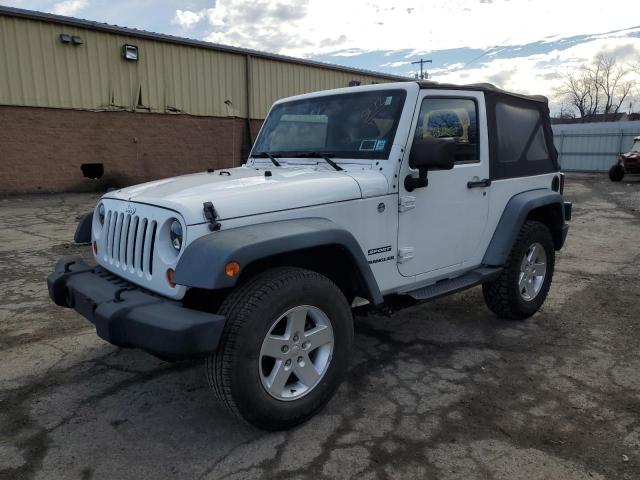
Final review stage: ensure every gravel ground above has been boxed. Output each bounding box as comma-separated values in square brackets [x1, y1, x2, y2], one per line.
[1, 173, 639, 480]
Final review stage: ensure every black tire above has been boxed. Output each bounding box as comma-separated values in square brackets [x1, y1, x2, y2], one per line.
[609, 164, 624, 182]
[482, 220, 555, 320]
[206, 267, 353, 430]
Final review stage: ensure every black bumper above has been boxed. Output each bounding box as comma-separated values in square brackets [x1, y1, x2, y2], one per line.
[559, 201, 572, 249]
[47, 256, 225, 360]
[563, 201, 572, 222]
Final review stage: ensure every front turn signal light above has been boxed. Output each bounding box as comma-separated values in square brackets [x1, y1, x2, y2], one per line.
[166, 268, 176, 288]
[225, 262, 240, 278]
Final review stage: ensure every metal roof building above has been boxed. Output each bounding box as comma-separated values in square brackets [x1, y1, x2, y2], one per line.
[0, 6, 406, 193]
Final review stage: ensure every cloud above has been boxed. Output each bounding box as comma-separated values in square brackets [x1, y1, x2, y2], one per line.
[172, 9, 209, 28]
[172, 0, 640, 58]
[381, 61, 409, 68]
[426, 35, 640, 109]
[52, 0, 88, 16]
[485, 68, 517, 88]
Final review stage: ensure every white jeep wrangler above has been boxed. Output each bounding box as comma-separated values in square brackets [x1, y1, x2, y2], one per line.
[48, 81, 571, 430]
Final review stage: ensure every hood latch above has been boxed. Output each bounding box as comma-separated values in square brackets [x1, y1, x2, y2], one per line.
[203, 202, 221, 231]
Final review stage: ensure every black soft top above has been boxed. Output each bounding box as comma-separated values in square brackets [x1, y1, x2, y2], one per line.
[416, 81, 558, 179]
[417, 81, 549, 105]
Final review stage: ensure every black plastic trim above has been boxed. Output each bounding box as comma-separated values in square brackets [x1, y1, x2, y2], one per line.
[406, 267, 502, 302]
[47, 256, 225, 360]
[174, 218, 384, 305]
[563, 201, 572, 221]
[74, 212, 93, 243]
[483, 189, 567, 266]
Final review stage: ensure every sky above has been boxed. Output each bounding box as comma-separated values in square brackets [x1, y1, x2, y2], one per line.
[3, 0, 640, 112]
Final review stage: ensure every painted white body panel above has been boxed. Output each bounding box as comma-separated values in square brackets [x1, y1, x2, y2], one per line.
[105, 167, 363, 225]
[89, 81, 559, 301]
[397, 90, 490, 278]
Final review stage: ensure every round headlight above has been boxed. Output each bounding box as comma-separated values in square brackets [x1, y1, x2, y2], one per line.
[170, 220, 183, 251]
[97, 203, 105, 226]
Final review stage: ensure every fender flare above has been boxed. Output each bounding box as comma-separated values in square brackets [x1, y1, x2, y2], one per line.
[74, 212, 93, 243]
[174, 218, 384, 305]
[482, 189, 565, 266]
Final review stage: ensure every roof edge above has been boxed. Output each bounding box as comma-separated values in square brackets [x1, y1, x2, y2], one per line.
[0, 5, 408, 82]
[418, 81, 549, 104]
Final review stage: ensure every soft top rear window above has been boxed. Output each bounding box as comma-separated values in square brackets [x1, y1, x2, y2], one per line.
[487, 93, 558, 179]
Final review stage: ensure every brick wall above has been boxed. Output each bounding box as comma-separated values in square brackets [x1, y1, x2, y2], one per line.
[0, 106, 264, 193]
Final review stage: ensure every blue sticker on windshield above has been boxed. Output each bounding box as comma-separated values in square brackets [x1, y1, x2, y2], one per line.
[375, 139, 386, 151]
[359, 139, 377, 151]
[384, 96, 393, 106]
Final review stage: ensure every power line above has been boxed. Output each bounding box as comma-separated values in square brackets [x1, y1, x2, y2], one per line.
[463, 37, 512, 68]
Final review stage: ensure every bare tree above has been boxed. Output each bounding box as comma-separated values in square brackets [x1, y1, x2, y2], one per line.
[595, 54, 632, 118]
[556, 54, 633, 121]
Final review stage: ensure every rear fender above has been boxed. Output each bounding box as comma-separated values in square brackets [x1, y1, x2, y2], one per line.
[483, 190, 566, 266]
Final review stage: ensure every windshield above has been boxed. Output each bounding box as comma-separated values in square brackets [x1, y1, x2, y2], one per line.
[632, 140, 640, 152]
[252, 89, 407, 160]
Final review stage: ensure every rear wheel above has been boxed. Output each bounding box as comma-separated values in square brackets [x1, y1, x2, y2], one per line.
[206, 267, 353, 430]
[483, 220, 555, 320]
[609, 164, 624, 182]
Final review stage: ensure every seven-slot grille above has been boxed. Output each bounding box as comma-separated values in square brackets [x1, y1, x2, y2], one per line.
[102, 209, 158, 277]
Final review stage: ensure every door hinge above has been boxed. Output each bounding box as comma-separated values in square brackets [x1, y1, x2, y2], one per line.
[398, 247, 414, 263]
[399, 196, 416, 212]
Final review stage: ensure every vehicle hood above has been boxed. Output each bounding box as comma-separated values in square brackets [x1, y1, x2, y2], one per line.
[104, 166, 386, 225]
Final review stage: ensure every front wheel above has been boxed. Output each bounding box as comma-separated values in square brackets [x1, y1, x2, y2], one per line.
[206, 267, 353, 430]
[609, 164, 624, 182]
[483, 220, 555, 320]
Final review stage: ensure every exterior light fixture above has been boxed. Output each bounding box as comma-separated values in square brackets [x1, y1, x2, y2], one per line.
[71, 35, 83, 45]
[59, 33, 71, 43]
[348, 80, 361, 87]
[122, 44, 139, 61]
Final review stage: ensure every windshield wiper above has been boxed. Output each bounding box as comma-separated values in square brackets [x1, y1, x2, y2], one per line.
[293, 152, 343, 171]
[251, 151, 281, 167]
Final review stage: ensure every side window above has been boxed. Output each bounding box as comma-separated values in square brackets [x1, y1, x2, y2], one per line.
[414, 98, 479, 163]
[495, 103, 549, 163]
[488, 99, 558, 180]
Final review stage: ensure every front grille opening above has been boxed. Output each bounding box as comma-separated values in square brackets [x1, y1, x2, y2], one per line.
[108, 212, 117, 259]
[148, 221, 157, 275]
[104, 211, 113, 255]
[139, 219, 148, 272]
[130, 216, 139, 270]
[113, 213, 123, 262]
[123, 214, 131, 266]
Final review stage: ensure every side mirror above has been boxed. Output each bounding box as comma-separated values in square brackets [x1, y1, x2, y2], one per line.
[409, 137, 456, 171]
[404, 137, 456, 192]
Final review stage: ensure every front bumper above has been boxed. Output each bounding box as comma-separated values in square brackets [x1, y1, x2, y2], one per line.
[47, 256, 225, 360]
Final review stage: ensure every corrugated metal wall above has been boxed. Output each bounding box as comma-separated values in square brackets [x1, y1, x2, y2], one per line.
[552, 121, 640, 172]
[250, 58, 391, 118]
[0, 15, 397, 119]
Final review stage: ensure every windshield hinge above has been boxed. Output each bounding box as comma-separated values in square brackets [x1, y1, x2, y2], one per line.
[399, 196, 416, 212]
[398, 247, 414, 263]
[203, 202, 221, 231]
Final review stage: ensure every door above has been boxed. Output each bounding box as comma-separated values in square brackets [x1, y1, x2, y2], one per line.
[397, 92, 489, 277]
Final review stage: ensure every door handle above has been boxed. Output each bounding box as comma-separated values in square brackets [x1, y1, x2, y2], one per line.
[467, 178, 491, 188]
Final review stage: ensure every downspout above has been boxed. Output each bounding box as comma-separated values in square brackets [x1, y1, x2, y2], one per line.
[245, 54, 254, 155]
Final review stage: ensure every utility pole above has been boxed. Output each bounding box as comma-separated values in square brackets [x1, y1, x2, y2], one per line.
[411, 58, 432, 80]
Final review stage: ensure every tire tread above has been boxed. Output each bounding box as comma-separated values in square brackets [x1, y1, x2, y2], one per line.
[206, 267, 348, 424]
[483, 220, 555, 320]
